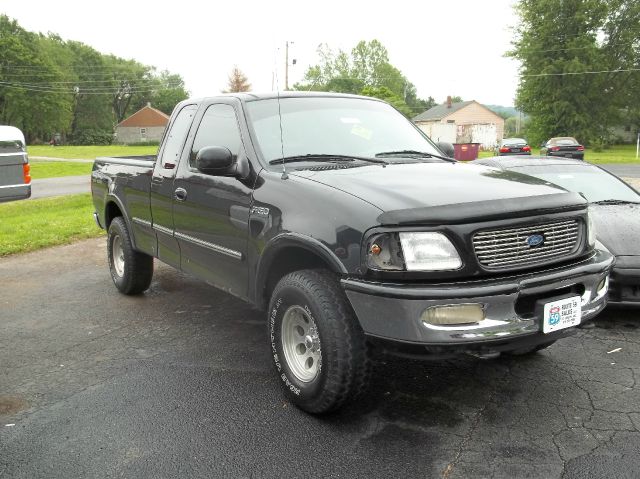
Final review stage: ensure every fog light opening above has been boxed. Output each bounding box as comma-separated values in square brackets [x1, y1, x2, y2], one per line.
[421, 304, 485, 326]
[597, 277, 609, 295]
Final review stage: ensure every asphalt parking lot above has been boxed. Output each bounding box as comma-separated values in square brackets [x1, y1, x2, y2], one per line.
[1, 238, 639, 478]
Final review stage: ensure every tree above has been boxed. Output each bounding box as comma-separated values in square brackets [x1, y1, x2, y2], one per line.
[360, 86, 412, 116]
[223, 66, 251, 93]
[600, 0, 640, 138]
[147, 71, 189, 115]
[0, 16, 73, 142]
[294, 40, 433, 117]
[509, 0, 640, 145]
[0, 16, 194, 143]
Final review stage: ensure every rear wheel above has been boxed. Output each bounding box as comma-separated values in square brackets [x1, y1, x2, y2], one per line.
[107, 216, 153, 295]
[268, 269, 370, 414]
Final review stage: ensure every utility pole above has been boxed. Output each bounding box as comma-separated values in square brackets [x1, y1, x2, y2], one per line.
[285, 41, 290, 90]
[284, 41, 296, 90]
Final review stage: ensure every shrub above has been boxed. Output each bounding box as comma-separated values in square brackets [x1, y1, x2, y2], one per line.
[69, 129, 114, 145]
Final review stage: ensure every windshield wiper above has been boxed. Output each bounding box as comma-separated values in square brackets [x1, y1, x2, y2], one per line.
[592, 199, 640, 205]
[374, 150, 455, 163]
[268, 154, 388, 165]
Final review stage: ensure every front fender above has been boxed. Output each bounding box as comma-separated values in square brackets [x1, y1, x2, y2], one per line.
[252, 232, 348, 307]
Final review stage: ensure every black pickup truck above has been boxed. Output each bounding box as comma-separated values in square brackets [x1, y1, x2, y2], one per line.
[92, 92, 613, 413]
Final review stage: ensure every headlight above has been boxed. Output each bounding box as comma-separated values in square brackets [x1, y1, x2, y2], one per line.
[399, 232, 462, 271]
[366, 232, 462, 271]
[587, 212, 596, 248]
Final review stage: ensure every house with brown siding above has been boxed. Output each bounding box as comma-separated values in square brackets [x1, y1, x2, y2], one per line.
[413, 97, 504, 149]
[115, 103, 169, 144]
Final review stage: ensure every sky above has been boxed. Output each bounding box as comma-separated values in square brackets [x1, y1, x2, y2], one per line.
[1, 0, 522, 108]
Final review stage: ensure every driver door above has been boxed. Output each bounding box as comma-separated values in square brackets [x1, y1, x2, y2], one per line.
[172, 102, 253, 299]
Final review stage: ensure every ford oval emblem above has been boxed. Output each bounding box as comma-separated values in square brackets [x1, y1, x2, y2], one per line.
[526, 234, 545, 247]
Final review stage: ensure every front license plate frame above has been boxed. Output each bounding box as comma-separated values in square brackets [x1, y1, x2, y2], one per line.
[542, 296, 582, 333]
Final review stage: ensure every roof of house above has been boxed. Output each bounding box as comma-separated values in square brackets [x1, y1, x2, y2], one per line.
[413, 100, 502, 122]
[117, 105, 170, 128]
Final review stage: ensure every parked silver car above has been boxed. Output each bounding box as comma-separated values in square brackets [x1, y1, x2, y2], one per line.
[473, 156, 640, 305]
[0, 125, 31, 202]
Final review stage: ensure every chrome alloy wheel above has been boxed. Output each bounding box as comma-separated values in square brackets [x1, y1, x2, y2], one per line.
[112, 234, 125, 277]
[281, 305, 322, 382]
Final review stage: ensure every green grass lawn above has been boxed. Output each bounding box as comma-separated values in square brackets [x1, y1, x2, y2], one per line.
[28, 144, 158, 160]
[0, 193, 104, 256]
[478, 144, 640, 163]
[29, 160, 93, 179]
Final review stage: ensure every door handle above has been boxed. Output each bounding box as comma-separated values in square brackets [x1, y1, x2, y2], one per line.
[174, 187, 187, 201]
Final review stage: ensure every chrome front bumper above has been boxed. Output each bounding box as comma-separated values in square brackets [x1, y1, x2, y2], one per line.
[343, 250, 613, 348]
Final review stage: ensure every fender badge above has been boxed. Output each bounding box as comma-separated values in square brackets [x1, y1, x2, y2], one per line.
[250, 206, 270, 216]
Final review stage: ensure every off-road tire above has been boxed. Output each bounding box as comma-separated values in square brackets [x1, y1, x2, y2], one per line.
[107, 216, 153, 295]
[268, 269, 370, 414]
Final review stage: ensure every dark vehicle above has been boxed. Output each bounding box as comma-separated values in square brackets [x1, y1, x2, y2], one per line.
[495, 137, 531, 156]
[91, 92, 613, 413]
[541, 137, 585, 160]
[0, 125, 31, 203]
[473, 156, 640, 305]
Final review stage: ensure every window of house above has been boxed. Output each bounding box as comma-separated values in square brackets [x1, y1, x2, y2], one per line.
[140, 128, 147, 137]
[447, 120, 455, 124]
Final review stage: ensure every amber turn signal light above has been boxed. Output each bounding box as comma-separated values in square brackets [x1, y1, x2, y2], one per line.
[23, 163, 31, 184]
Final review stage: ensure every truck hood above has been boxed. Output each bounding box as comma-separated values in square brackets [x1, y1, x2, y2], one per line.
[292, 162, 586, 224]
[590, 203, 640, 257]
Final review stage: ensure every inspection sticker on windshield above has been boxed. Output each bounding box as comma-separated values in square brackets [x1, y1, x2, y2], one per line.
[350, 124, 372, 140]
[542, 296, 581, 333]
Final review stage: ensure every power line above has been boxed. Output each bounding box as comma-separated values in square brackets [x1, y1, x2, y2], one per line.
[517, 41, 640, 54]
[0, 80, 185, 94]
[521, 67, 640, 77]
[0, 63, 154, 71]
[512, 26, 640, 43]
[0, 80, 183, 90]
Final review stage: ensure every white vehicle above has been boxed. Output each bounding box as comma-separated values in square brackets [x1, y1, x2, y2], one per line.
[0, 125, 31, 202]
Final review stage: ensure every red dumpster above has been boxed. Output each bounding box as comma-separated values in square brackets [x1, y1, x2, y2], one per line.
[453, 143, 481, 161]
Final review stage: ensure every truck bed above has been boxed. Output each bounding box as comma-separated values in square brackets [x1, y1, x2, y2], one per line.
[94, 155, 157, 167]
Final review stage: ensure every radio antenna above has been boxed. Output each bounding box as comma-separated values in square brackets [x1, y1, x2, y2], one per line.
[274, 45, 288, 180]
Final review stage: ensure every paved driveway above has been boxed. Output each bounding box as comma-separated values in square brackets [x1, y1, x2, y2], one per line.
[600, 164, 640, 179]
[1, 239, 639, 478]
[30, 175, 90, 199]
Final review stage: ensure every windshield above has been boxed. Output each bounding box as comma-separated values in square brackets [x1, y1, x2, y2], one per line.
[503, 138, 526, 145]
[245, 97, 440, 165]
[510, 164, 640, 202]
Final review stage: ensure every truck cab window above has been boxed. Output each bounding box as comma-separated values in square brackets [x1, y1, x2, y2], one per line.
[190, 104, 242, 168]
[161, 104, 197, 168]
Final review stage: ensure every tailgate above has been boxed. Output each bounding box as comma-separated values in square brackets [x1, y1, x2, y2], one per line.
[0, 140, 27, 187]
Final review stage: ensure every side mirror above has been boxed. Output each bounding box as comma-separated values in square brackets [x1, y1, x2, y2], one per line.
[436, 141, 455, 158]
[196, 146, 234, 175]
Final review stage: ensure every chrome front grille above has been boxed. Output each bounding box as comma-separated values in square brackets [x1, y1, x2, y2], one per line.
[473, 219, 581, 269]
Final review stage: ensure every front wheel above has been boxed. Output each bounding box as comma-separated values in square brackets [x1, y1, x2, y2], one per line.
[107, 216, 153, 295]
[268, 269, 370, 414]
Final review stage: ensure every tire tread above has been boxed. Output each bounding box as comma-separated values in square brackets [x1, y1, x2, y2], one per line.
[271, 269, 370, 413]
[108, 217, 153, 295]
